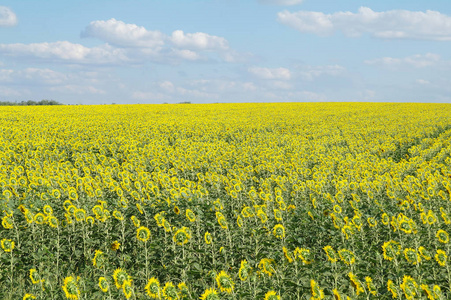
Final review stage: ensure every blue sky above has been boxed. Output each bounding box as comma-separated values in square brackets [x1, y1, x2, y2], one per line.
[1, 0, 451, 104]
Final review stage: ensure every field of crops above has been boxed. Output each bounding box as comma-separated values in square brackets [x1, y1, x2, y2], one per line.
[1, 103, 451, 299]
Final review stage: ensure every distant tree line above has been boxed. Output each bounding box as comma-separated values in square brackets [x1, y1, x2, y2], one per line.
[0, 99, 63, 106]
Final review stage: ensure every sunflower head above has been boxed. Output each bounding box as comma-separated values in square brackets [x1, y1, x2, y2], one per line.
[136, 226, 151, 242]
[62, 276, 80, 300]
[273, 224, 285, 239]
[145, 277, 160, 299]
[215, 271, 234, 294]
[264, 290, 281, 300]
[339, 249, 356, 265]
[98, 277, 109, 293]
[204, 232, 212, 245]
[436, 229, 449, 244]
[199, 288, 219, 300]
[162, 282, 178, 300]
[1, 238, 15, 252]
[323, 245, 338, 263]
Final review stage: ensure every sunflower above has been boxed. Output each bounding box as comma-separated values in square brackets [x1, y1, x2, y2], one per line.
[173, 227, 191, 245]
[323, 245, 338, 263]
[258, 258, 275, 276]
[145, 277, 161, 298]
[131, 215, 140, 227]
[113, 268, 129, 289]
[400, 275, 418, 300]
[113, 210, 124, 221]
[387, 279, 398, 299]
[382, 240, 400, 261]
[43, 205, 53, 216]
[204, 232, 212, 245]
[264, 290, 280, 300]
[381, 213, 389, 225]
[273, 209, 283, 222]
[62, 276, 80, 300]
[1, 238, 15, 252]
[426, 210, 437, 225]
[34, 213, 46, 225]
[162, 282, 178, 300]
[310, 279, 324, 300]
[92, 250, 105, 268]
[47, 216, 58, 228]
[236, 216, 243, 228]
[215, 271, 234, 294]
[418, 246, 431, 260]
[137, 226, 151, 242]
[216, 215, 228, 229]
[173, 205, 180, 215]
[22, 294, 36, 300]
[199, 288, 219, 300]
[136, 203, 144, 214]
[186, 209, 196, 222]
[420, 284, 434, 300]
[339, 249, 356, 265]
[332, 289, 342, 300]
[435, 249, 447, 266]
[367, 217, 377, 227]
[238, 260, 251, 281]
[273, 224, 285, 239]
[348, 272, 364, 295]
[341, 225, 353, 240]
[241, 206, 254, 218]
[398, 219, 412, 234]
[283, 246, 294, 263]
[25, 210, 34, 224]
[404, 248, 421, 265]
[2, 215, 13, 229]
[98, 277, 109, 293]
[436, 229, 449, 244]
[257, 210, 268, 224]
[74, 209, 86, 222]
[178, 282, 189, 298]
[433, 285, 443, 299]
[29, 269, 41, 284]
[294, 247, 312, 264]
[122, 279, 133, 299]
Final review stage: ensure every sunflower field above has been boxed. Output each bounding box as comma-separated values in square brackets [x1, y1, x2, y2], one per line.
[1, 103, 451, 300]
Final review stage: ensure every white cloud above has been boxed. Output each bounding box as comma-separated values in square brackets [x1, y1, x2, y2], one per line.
[81, 18, 165, 48]
[170, 30, 229, 50]
[416, 79, 430, 85]
[271, 81, 293, 89]
[0, 41, 130, 65]
[278, 7, 451, 40]
[258, 0, 304, 5]
[248, 66, 291, 80]
[132, 91, 170, 101]
[0, 7, 17, 27]
[365, 53, 441, 69]
[297, 64, 345, 80]
[49, 85, 106, 95]
[0, 86, 22, 97]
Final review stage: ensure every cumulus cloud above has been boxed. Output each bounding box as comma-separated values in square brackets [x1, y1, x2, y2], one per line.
[0, 68, 67, 85]
[258, 0, 304, 5]
[0, 7, 17, 27]
[81, 18, 165, 48]
[0, 41, 130, 65]
[248, 66, 291, 80]
[365, 53, 442, 69]
[297, 64, 345, 80]
[49, 85, 106, 95]
[278, 7, 451, 40]
[170, 30, 229, 50]
[0, 19, 240, 66]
